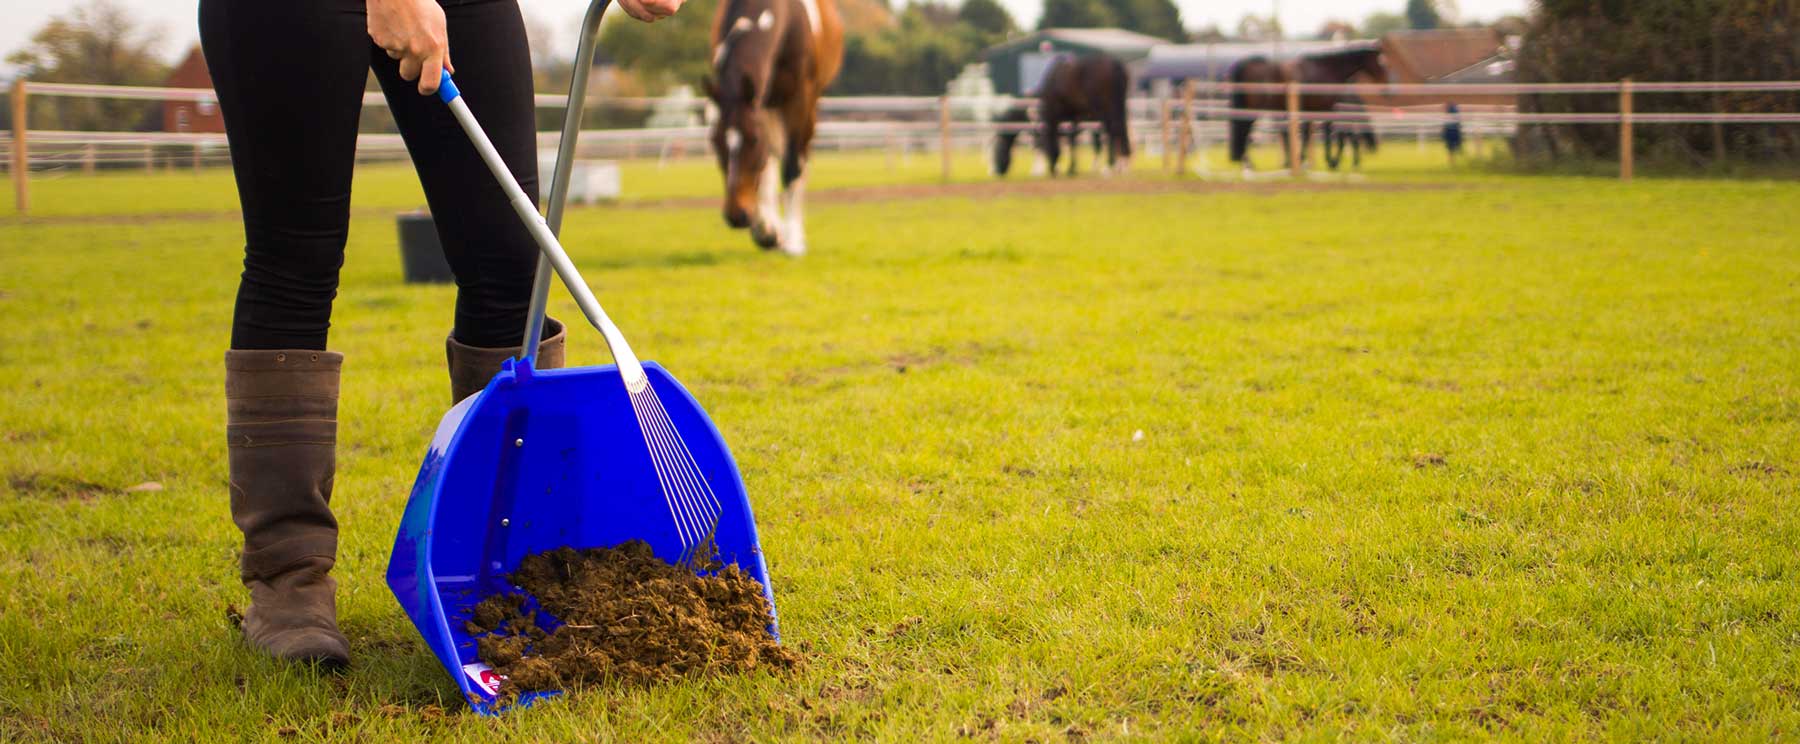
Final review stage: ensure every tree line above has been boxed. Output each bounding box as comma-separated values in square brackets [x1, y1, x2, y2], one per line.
[4, 0, 1479, 130]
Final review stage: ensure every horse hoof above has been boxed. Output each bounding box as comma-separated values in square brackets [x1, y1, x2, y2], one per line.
[751, 225, 780, 250]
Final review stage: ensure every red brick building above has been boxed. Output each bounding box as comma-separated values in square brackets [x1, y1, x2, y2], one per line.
[162, 46, 225, 134]
[1370, 29, 1517, 108]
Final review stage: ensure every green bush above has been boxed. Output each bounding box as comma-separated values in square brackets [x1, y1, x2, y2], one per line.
[1516, 0, 1800, 164]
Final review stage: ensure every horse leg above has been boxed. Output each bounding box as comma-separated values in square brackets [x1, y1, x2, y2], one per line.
[1091, 128, 1104, 176]
[748, 111, 786, 250]
[750, 154, 782, 249]
[1322, 124, 1341, 170]
[1308, 125, 1318, 169]
[778, 101, 817, 257]
[1300, 123, 1313, 172]
[1106, 74, 1131, 175]
[1067, 128, 1080, 176]
[1042, 115, 1061, 178]
[1108, 114, 1132, 175]
[1236, 114, 1257, 175]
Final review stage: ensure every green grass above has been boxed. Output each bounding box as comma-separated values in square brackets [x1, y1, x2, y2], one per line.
[2, 141, 1491, 219]
[2, 159, 1798, 741]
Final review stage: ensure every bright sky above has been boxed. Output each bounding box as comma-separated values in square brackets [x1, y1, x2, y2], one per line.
[2, 0, 1530, 77]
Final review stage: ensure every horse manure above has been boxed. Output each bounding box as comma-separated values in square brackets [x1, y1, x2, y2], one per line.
[467, 541, 799, 699]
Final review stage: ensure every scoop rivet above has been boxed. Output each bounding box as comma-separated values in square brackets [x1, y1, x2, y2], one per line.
[515, 438, 524, 447]
[501, 518, 510, 527]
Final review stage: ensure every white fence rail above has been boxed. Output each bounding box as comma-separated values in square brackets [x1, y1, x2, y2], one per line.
[6, 79, 1799, 214]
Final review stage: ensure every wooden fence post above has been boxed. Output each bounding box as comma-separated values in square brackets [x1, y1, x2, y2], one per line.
[1175, 80, 1195, 175]
[1286, 80, 1302, 177]
[1159, 96, 1172, 172]
[10, 79, 27, 215]
[83, 143, 97, 175]
[938, 95, 951, 183]
[143, 144, 154, 173]
[1619, 78, 1634, 182]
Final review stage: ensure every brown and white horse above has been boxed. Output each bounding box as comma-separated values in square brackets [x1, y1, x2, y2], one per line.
[704, 0, 843, 255]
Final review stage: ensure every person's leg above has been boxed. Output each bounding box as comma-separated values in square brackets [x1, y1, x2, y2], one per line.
[201, 0, 367, 667]
[374, 0, 543, 351]
[373, 0, 564, 400]
[208, 0, 367, 350]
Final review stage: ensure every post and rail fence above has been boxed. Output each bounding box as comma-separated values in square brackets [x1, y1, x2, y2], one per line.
[8, 78, 1800, 214]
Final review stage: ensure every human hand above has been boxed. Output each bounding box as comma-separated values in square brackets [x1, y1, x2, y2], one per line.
[369, 0, 454, 95]
[616, 0, 684, 23]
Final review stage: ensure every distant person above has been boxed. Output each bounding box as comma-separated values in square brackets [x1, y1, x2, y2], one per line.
[200, 0, 682, 669]
[1443, 102, 1465, 164]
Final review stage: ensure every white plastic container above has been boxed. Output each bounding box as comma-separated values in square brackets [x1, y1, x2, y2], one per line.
[537, 153, 621, 204]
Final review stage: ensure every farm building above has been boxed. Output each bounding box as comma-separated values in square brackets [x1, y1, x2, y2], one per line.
[1140, 39, 1380, 86]
[162, 46, 224, 134]
[983, 28, 1166, 96]
[1379, 29, 1509, 87]
[1370, 28, 1517, 108]
[1137, 29, 1516, 109]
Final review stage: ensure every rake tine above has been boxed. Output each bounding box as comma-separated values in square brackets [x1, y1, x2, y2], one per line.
[641, 390, 722, 520]
[629, 389, 695, 546]
[642, 396, 717, 529]
[636, 393, 709, 543]
[643, 388, 721, 531]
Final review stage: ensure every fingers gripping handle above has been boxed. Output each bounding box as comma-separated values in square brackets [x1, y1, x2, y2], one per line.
[436, 69, 461, 103]
[436, 71, 649, 393]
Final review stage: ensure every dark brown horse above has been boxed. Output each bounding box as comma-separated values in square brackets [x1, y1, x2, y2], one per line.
[1322, 96, 1379, 170]
[992, 54, 1131, 177]
[1228, 47, 1387, 171]
[704, 0, 843, 255]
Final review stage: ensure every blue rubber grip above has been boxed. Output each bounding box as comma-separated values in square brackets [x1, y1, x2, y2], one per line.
[436, 70, 460, 103]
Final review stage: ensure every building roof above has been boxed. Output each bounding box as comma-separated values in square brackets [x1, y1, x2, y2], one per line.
[984, 28, 1169, 61]
[165, 45, 211, 88]
[1435, 54, 1516, 85]
[1140, 40, 1380, 82]
[1379, 28, 1505, 83]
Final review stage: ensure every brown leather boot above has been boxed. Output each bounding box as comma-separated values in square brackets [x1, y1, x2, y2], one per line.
[446, 317, 566, 403]
[225, 349, 350, 668]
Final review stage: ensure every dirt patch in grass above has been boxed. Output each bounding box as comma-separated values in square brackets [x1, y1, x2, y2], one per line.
[7, 178, 1465, 226]
[467, 541, 798, 699]
[1730, 460, 1787, 476]
[8, 473, 114, 501]
[799, 176, 1457, 205]
[1412, 452, 1448, 469]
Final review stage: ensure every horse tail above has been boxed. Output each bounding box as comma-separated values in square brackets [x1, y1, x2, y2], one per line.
[1321, 122, 1342, 169]
[1227, 63, 1253, 163]
[1110, 59, 1132, 159]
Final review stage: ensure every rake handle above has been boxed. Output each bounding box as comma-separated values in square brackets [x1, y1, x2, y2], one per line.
[436, 71, 648, 394]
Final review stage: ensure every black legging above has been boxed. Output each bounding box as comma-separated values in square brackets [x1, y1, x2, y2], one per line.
[201, 0, 541, 351]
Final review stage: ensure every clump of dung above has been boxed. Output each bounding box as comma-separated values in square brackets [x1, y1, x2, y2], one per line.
[466, 541, 798, 698]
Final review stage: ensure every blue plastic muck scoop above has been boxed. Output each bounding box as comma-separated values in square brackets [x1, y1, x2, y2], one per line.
[387, 10, 775, 714]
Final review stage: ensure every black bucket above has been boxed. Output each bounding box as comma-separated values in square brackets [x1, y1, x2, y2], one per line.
[397, 211, 455, 284]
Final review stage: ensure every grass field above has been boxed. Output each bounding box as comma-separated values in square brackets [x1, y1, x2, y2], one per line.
[2, 150, 1798, 741]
